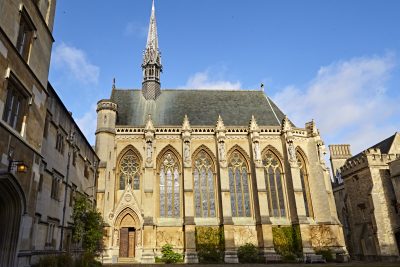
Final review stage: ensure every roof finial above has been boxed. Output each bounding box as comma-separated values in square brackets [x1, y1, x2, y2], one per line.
[112, 77, 116, 89]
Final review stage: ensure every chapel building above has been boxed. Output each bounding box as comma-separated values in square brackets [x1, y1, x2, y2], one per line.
[95, 1, 347, 263]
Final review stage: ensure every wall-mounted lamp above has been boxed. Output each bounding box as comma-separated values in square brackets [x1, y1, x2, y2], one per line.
[8, 160, 28, 173]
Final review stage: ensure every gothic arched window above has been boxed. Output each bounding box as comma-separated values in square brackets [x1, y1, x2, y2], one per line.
[263, 151, 286, 217]
[193, 150, 216, 217]
[159, 151, 180, 218]
[119, 150, 140, 190]
[228, 151, 251, 217]
[296, 151, 313, 217]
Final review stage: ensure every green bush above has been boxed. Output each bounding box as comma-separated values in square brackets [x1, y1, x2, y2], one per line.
[237, 243, 260, 263]
[272, 225, 303, 257]
[195, 226, 225, 263]
[161, 244, 183, 263]
[316, 249, 334, 262]
[32, 253, 100, 267]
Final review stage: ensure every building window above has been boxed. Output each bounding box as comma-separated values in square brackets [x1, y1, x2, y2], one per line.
[84, 164, 89, 179]
[16, 10, 35, 61]
[43, 113, 50, 138]
[69, 185, 77, 207]
[118, 150, 140, 190]
[296, 151, 313, 218]
[193, 150, 216, 217]
[159, 151, 180, 218]
[46, 222, 56, 247]
[228, 151, 251, 217]
[55, 132, 65, 153]
[51, 174, 61, 200]
[263, 150, 286, 217]
[2, 79, 29, 133]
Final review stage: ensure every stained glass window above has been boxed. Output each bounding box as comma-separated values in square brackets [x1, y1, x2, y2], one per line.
[193, 151, 216, 217]
[297, 151, 313, 218]
[263, 151, 286, 217]
[228, 151, 251, 217]
[119, 150, 140, 190]
[159, 152, 180, 218]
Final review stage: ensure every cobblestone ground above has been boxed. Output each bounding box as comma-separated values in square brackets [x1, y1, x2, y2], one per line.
[102, 262, 400, 267]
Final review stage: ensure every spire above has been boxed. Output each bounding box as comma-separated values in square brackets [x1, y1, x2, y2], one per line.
[142, 0, 162, 100]
[146, 0, 158, 53]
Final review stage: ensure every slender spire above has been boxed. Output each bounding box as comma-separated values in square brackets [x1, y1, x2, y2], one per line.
[142, 0, 162, 100]
[146, 0, 158, 53]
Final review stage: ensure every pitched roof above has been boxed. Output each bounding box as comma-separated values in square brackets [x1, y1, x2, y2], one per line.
[110, 89, 286, 127]
[347, 132, 399, 161]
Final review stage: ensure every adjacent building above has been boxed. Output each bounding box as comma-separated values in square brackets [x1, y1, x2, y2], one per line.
[330, 133, 400, 260]
[0, 0, 98, 266]
[95, 1, 347, 263]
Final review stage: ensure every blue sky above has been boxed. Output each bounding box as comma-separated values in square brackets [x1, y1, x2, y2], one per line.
[49, 0, 400, 156]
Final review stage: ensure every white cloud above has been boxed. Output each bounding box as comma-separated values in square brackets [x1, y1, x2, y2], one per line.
[52, 43, 100, 85]
[75, 104, 97, 145]
[273, 54, 398, 154]
[124, 21, 147, 38]
[180, 70, 241, 90]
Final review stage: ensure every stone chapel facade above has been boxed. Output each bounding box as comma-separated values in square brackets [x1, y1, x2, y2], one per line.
[95, 1, 347, 263]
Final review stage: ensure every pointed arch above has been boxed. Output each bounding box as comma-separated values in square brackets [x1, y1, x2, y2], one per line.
[295, 147, 314, 218]
[156, 144, 182, 172]
[192, 145, 217, 171]
[192, 146, 217, 218]
[157, 145, 181, 218]
[227, 145, 251, 171]
[117, 145, 142, 190]
[115, 207, 141, 229]
[227, 148, 252, 217]
[262, 147, 287, 218]
[0, 174, 26, 267]
[261, 145, 284, 166]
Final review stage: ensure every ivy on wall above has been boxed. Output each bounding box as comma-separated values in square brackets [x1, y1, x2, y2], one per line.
[195, 226, 225, 263]
[272, 225, 303, 257]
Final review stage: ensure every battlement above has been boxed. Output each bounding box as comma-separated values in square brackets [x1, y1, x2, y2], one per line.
[97, 99, 118, 112]
[329, 144, 352, 159]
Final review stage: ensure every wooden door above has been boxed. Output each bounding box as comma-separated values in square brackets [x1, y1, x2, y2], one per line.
[128, 230, 135, 257]
[119, 228, 129, 257]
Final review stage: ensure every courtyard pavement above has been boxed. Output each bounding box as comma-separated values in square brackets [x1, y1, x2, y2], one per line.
[102, 262, 400, 267]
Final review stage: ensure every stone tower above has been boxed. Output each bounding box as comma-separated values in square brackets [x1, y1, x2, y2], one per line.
[329, 144, 352, 183]
[142, 0, 162, 100]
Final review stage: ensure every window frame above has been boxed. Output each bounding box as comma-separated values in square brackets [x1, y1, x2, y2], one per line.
[158, 150, 181, 218]
[192, 149, 217, 218]
[2, 72, 31, 134]
[296, 150, 314, 218]
[262, 150, 287, 218]
[228, 150, 252, 217]
[16, 7, 36, 61]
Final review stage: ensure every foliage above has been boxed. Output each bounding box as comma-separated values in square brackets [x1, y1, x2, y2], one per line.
[32, 253, 101, 267]
[272, 225, 303, 257]
[237, 243, 261, 263]
[160, 244, 183, 263]
[72, 194, 105, 256]
[195, 226, 225, 263]
[316, 249, 334, 262]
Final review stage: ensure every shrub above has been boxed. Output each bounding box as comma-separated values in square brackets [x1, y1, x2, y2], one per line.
[316, 249, 334, 262]
[32, 254, 100, 267]
[237, 243, 260, 263]
[195, 226, 225, 263]
[272, 225, 303, 257]
[161, 244, 183, 263]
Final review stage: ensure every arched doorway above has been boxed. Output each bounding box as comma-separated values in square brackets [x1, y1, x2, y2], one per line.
[115, 208, 141, 260]
[0, 174, 26, 267]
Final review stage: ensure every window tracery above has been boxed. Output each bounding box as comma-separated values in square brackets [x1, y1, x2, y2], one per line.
[193, 151, 216, 217]
[228, 151, 251, 217]
[119, 150, 140, 190]
[159, 152, 180, 218]
[263, 151, 286, 217]
[296, 151, 313, 217]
